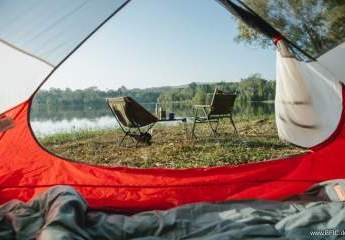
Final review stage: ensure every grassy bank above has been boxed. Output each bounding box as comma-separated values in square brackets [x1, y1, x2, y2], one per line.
[39, 116, 307, 168]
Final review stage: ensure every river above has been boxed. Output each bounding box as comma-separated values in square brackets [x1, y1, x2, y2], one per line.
[30, 101, 274, 137]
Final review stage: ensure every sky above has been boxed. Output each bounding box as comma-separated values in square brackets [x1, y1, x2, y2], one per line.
[44, 0, 276, 90]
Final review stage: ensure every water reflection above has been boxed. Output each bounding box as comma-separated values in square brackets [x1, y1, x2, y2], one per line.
[30, 101, 274, 136]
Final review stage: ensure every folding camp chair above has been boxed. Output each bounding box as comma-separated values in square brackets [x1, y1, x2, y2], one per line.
[191, 88, 238, 138]
[107, 97, 158, 146]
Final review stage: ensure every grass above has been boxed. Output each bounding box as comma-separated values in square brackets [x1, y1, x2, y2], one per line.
[39, 116, 307, 168]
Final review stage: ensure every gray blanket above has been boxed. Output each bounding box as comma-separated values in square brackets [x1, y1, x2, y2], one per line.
[1, 181, 345, 240]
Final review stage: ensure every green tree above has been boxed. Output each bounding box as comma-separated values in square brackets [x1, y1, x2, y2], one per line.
[192, 89, 207, 104]
[234, 0, 345, 56]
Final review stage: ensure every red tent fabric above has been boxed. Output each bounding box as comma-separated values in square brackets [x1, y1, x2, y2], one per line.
[0, 90, 344, 212]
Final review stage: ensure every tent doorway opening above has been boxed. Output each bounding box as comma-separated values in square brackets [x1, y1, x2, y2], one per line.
[1, 0, 345, 212]
[28, 0, 312, 168]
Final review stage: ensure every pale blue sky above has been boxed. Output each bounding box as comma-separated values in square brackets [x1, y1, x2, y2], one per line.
[45, 0, 275, 90]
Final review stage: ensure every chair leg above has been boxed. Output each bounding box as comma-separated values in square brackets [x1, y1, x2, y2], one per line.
[135, 138, 140, 148]
[183, 120, 189, 140]
[214, 120, 220, 135]
[191, 119, 197, 139]
[119, 132, 129, 146]
[229, 115, 238, 135]
[207, 120, 219, 137]
[207, 121, 214, 136]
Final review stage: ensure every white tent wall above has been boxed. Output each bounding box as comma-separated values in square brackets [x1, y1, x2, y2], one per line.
[275, 41, 343, 148]
[0, 0, 128, 115]
[0, 42, 53, 113]
[318, 42, 345, 85]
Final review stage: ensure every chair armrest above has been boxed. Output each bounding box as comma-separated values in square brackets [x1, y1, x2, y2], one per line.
[193, 105, 210, 118]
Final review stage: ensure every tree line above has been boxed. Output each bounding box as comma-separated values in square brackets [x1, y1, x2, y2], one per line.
[33, 74, 275, 109]
[158, 73, 275, 105]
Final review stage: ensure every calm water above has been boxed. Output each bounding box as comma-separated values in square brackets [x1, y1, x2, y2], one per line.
[30, 101, 274, 136]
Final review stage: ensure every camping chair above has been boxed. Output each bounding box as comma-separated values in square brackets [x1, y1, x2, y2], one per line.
[106, 97, 158, 146]
[191, 88, 238, 138]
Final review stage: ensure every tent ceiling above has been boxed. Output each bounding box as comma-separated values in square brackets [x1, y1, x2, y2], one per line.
[0, 0, 129, 114]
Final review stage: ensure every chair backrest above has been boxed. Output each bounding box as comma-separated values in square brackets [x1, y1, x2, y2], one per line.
[209, 88, 237, 116]
[106, 97, 158, 128]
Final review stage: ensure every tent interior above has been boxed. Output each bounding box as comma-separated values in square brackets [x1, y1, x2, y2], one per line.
[1, 0, 345, 238]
